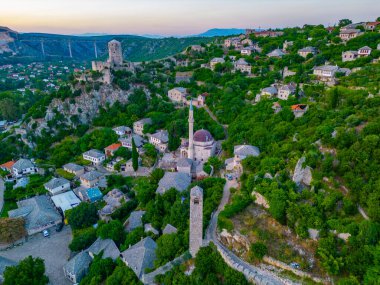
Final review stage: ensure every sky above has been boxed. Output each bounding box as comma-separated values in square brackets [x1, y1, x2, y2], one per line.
[1, 0, 379, 36]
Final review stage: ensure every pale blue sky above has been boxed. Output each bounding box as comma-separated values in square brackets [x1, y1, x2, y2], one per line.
[2, 0, 379, 35]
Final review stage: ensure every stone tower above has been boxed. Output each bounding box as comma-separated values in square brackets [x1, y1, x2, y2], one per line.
[189, 186, 203, 257]
[108, 40, 123, 66]
[188, 100, 194, 160]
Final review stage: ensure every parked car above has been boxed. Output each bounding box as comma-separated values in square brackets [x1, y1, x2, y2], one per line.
[290, 262, 300, 269]
[42, 229, 50, 237]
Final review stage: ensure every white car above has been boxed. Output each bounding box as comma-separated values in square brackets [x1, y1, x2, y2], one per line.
[42, 230, 50, 237]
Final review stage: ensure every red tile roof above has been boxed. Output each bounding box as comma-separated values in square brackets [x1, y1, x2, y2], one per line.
[0, 160, 15, 171]
[105, 143, 122, 151]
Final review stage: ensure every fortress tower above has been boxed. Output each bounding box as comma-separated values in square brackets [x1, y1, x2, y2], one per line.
[189, 186, 203, 257]
[188, 100, 194, 160]
[108, 39, 123, 66]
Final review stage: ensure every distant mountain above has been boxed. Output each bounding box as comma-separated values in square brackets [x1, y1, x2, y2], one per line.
[195, 28, 245, 37]
[72, 33, 109, 37]
[0, 27, 214, 64]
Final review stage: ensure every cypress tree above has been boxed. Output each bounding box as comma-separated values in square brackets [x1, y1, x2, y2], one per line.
[132, 137, 139, 171]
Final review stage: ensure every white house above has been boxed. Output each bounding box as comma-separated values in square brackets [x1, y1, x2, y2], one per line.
[278, 83, 296, 100]
[358, 46, 372, 57]
[210, 57, 225, 70]
[133, 118, 152, 136]
[44, 177, 71, 195]
[234, 58, 251, 74]
[225, 145, 260, 172]
[12, 159, 37, 177]
[82, 149, 106, 165]
[313, 65, 340, 82]
[261, 86, 278, 98]
[113, 126, 131, 137]
[120, 134, 144, 150]
[342, 51, 358, 62]
[339, 29, 363, 41]
[168, 87, 187, 103]
[149, 130, 169, 152]
[298, 47, 317, 58]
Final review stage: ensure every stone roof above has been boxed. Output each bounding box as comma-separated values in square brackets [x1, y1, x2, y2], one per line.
[0, 256, 16, 277]
[190, 185, 203, 197]
[83, 149, 104, 159]
[210, 57, 225, 63]
[120, 135, 144, 147]
[8, 195, 61, 233]
[113, 126, 131, 133]
[13, 158, 34, 172]
[359, 46, 372, 51]
[134, 118, 152, 125]
[156, 172, 191, 194]
[44, 177, 70, 190]
[163, 224, 178, 235]
[151, 130, 169, 143]
[121, 237, 157, 278]
[314, 65, 339, 72]
[144, 223, 159, 235]
[193, 129, 213, 143]
[80, 171, 103, 182]
[125, 210, 146, 232]
[298, 46, 317, 53]
[63, 251, 91, 277]
[267, 49, 285, 57]
[177, 158, 193, 168]
[262, 86, 278, 95]
[234, 145, 260, 157]
[279, 84, 296, 93]
[172, 87, 187, 93]
[87, 238, 120, 260]
[63, 163, 84, 172]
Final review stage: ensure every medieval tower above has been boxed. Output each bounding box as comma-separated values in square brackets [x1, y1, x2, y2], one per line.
[189, 185, 203, 257]
[188, 100, 195, 160]
[108, 39, 123, 66]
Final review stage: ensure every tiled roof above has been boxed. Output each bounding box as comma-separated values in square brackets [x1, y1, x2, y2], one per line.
[44, 177, 70, 190]
[83, 149, 104, 159]
[8, 195, 61, 233]
[151, 130, 168, 143]
[0, 160, 15, 171]
[63, 163, 84, 172]
[156, 172, 191, 194]
[125, 210, 146, 232]
[80, 171, 103, 182]
[121, 237, 157, 278]
[13, 159, 35, 172]
[63, 251, 91, 276]
[234, 145, 260, 157]
[163, 224, 178, 234]
[105, 143, 122, 151]
[87, 238, 120, 260]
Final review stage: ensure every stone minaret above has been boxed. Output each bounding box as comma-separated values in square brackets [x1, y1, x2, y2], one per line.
[108, 40, 123, 66]
[188, 100, 194, 160]
[189, 186, 203, 257]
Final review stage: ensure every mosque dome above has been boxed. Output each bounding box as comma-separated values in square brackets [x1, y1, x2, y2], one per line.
[193, 129, 213, 143]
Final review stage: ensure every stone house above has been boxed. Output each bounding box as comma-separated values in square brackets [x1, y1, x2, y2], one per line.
[113, 126, 132, 137]
[240, 46, 255, 56]
[82, 149, 105, 166]
[298, 47, 317, 58]
[163, 224, 178, 235]
[104, 143, 122, 158]
[190, 45, 205, 52]
[261, 86, 278, 98]
[120, 134, 144, 150]
[156, 172, 191, 195]
[234, 58, 251, 74]
[210, 57, 225, 70]
[278, 83, 296, 100]
[149, 130, 169, 152]
[313, 65, 340, 82]
[8, 195, 62, 236]
[124, 210, 146, 232]
[63, 163, 85, 176]
[225, 145, 260, 172]
[176, 157, 193, 175]
[339, 29, 363, 41]
[12, 158, 37, 177]
[44, 177, 71, 195]
[121, 237, 157, 279]
[168, 87, 187, 103]
[99, 189, 127, 221]
[63, 251, 92, 284]
[342, 51, 358, 62]
[133, 118, 152, 136]
[267, 49, 285, 58]
[291, 104, 309, 118]
[87, 238, 120, 260]
[358, 46, 372, 57]
[79, 171, 104, 188]
[365, 21, 380, 31]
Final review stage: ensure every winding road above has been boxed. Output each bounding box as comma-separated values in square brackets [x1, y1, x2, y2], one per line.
[205, 179, 287, 285]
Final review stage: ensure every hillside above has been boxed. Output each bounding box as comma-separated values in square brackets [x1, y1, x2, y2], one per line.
[0, 27, 214, 64]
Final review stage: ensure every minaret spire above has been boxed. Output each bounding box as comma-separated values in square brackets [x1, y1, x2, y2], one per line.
[188, 100, 194, 160]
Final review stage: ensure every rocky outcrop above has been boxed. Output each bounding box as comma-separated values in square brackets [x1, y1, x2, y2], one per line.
[252, 191, 270, 209]
[219, 229, 250, 253]
[292, 157, 312, 187]
[46, 85, 131, 124]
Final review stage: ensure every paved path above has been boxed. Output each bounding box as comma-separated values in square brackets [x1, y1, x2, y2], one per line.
[0, 178, 5, 214]
[204, 105, 228, 139]
[1, 226, 72, 285]
[205, 179, 287, 285]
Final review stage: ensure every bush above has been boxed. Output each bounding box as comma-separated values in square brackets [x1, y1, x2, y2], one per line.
[250, 242, 268, 260]
[69, 227, 97, 252]
[67, 203, 98, 230]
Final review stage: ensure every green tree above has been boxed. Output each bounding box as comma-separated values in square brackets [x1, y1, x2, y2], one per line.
[155, 234, 184, 266]
[250, 242, 268, 260]
[97, 220, 125, 246]
[132, 137, 139, 171]
[3, 256, 49, 285]
[67, 203, 98, 230]
[69, 227, 97, 252]
[106, 265, 142, 285]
